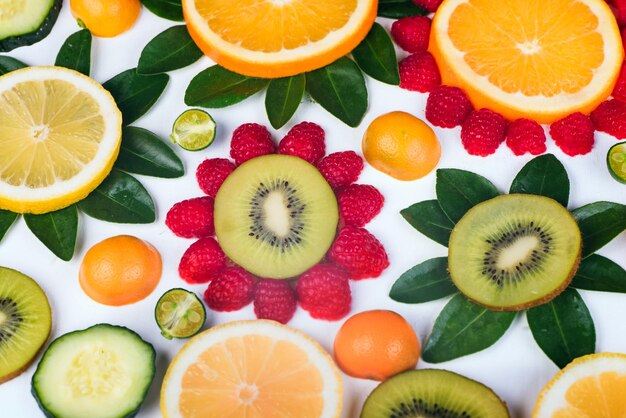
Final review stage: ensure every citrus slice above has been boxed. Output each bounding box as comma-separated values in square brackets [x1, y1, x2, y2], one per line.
[155, 288, 206, 340]
[430, 0, 624, 123]
[607, 142, 626, 184]
[161, 320, 342, 418]
[170, 109, 216, 151]
[182, 0, 377, 78]
[0, 66, 122, 214]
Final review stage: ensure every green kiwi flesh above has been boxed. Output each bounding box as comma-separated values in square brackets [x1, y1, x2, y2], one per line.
[361, 369, 510, 418]
[448, 194, 581, 311]
[214, 154, 338, 279]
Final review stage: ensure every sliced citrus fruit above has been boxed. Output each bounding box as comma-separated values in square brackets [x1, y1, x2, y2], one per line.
[0, 66, 122, 214]
[607, 142, 626, 184]
[170, 109, 216, 151]
[155, 288, 206, 340]
[182, 0, 377, 78]
[430, 0, 624, 123]
[161, 320, 342, 418]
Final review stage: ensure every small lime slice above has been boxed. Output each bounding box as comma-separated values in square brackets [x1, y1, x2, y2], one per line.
[170, 109, 216, 151]
[607, 142, 626, 184]
[155, 289, 206, 339]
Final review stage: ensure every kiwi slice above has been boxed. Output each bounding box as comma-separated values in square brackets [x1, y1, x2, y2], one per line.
[0, 267, 51, 383]
[214, 154, 338, 279]
[448, 194, 581, 311]
[361, 369, 510, 418]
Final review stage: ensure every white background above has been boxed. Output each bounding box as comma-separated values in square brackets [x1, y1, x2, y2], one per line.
[1, 3, 626, 417]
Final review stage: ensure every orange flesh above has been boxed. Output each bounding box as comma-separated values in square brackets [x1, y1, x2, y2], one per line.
[555, 372, 626, 418]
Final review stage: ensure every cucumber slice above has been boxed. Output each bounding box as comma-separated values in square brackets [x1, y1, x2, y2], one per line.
[0, 0, 62, 52]
[607, 142, 626, 184]
[32, 324, 155, 418]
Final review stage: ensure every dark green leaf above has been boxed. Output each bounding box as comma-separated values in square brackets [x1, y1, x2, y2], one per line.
[306, 57, 368, 127]
[390, 257, 456, 303]
[422, 295, 516, 363]
[140, 0, 183, 21]
[436, 169, 500, 223]
[24, 206, 78, 261]
[55, 29, 92, 76]
[571, 254, 626, 293]
[0, 56, 27, 75]
[527, 288, 595, 368]
[138, 25, 203, 75]
[400, 200, 454, 247]
[352, 23, 399, 85]
[103, 69, 169, 125]
[0, 210, 18, 242]
[265, 74, 305, 129]
[572, 202, 626, 257]
[509, 154, 569, 207]
[378, 0, 428, 18]
[115, 126, 184, 178]
[79, 170, 156, 224]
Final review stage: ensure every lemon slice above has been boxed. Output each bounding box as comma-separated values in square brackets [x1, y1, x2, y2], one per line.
[0, 66, 122, 214]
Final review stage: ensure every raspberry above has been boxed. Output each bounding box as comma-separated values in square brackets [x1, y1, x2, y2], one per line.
[203, 266, 255, 312]
[166, 197, 215, 238]
[196, 158, 236, 198]
[460, 109, 508, 156]
[505, 119, 547, 156]
[178, 237, 227, 284]
[613, 62, 626, 103]
[296, 265, 351, 321]
[278, 122, 326, 164]
[412, 0, 443, 12]
[425, 85, 474, 128]
[317, 151, 364, 189]
[253, 279, 297, 324]
[328, 227, 389, 280]
[391, 16, 431, 53]
[338, 184, 384, 227]
[615, 0, 626, 26]
[399, 52, 441, 93]
[591, 100, 626, 139]
[230, 123, 275, 165]
[549, 112, 595, 156]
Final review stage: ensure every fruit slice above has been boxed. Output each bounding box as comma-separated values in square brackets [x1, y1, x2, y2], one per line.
[161, 320, 342, 418]
[0, 0, 62, 52]
[448, 194, 581, 311]
[170, 109, 216, 151]
[361, 369, 510, 418]
[182, 0, 377, 78]
[214, 154, 338, 279]
[607, 142, 626, 184]
[0, 267, 51, 384]
[155, 288, 206, 339]
[32, 324, 156, 418]
[430, 0, 624, 123]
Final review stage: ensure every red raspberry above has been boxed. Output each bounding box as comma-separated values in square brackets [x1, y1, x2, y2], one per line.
[338, 184, 384, 227]
[461, 109, 508, 156]
[203, 266, 255, 312]
[178, 237, 226, 284]
[412, 0, 443, 12]
[399, 52, 441, 93]
[196, 158, 235, 198]
[425, 85, 474, 128]
[317, 151, 364, 189]
[278, 122, 326, 165]
[230, 123, 275, 165]
[505, 119, 547, 156]
[253, 279, 297, 324]
[613, 63, 626, 103]
[550, 112, 595, 156]
[328, 227, 389, 280]
[591, 100, 626, 139]
[166, 197, 214, 238]
[296, 265, 351, 321]
[391, 16, 431, 53]
[615, 0, 626, 26]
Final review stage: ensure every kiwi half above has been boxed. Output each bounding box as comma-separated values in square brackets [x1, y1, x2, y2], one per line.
[361, 369, 510, 418]
[448, 194, 581, 311]
[214, 154, 338, 279]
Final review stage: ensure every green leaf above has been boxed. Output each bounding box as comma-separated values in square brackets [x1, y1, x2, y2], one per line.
[509, 154, 569, 207]
[305, 57, 368, 127]
[0, 210, 18, 242]
[571, 254, 626, 293]
[572, 202, 626, 257]
[185, 65, 269, 108]
[24, 206, 78, 261]
[400, 200, 454, 247]
[140, 0, 183, 21]
[527, 288, 595, 368]
[115, 126, 184, 178]
[390, 257, 457, 303]
[422, 295, 516, 363]
[103, 68, 169, 125]
[265, 74, 305, 129]
[352, 23, 399, 85]
[436, 169, 500, 223]
[79, 170, 156, 224]
[138, 25, 203, 75]
[55, 29, 92, 76]
[0, 56, 27, 75]
[378, 0, 428, 18]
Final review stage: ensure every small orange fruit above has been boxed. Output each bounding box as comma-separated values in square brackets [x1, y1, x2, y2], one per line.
[70, 0, 141, 38]
[79, 235, 162, 306]
[333, 310, 420, 381]
[363, 111, 441, 181]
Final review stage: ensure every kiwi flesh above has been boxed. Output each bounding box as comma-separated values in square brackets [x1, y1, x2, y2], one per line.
[448, 194, 581, 311]
[361, 369, 510, 418]
[214, 154, 338, 279]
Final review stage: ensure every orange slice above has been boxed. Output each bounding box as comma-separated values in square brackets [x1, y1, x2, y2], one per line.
[430, 0, 624, 123]
[161, 320, 342, 418]
[182, 0, 377, 78]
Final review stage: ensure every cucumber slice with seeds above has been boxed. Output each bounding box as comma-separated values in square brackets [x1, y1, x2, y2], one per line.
[0, 0, 62, 52]
[155, 288, 206, 339]
[607, 142, 626, 184]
